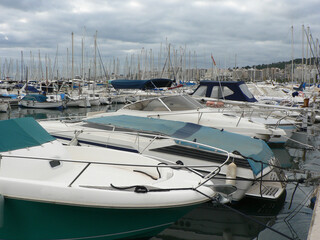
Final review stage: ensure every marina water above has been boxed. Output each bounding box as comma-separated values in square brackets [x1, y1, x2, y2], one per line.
[1, 104, 318, 240]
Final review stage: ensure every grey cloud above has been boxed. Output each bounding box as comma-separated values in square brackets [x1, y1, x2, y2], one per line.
[0, 0, 319, 68]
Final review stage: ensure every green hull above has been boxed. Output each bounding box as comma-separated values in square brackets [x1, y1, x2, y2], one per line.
[0, 197, 197, 240]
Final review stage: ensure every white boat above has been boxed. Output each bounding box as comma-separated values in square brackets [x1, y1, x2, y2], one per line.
[40, 115, 287, 202]
[65, 94, 91, 108]
[88, 93, 101, 106]
[102, 94, 286, 142]
[0, 101, 9, 112]
[191, 80, 306, 145]
[18, 94, 64, 109]
[0, 117, 218, 240]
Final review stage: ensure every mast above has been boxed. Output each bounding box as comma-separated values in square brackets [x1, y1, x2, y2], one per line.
[291, 26, 294, 87]
[94, 30, 97, 93]
[302, 25, 304, 83]
[71, 32, 74, 92]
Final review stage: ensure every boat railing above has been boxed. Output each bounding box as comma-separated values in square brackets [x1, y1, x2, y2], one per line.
[48, 124, 234, 181]
[1, 140, 231, 189]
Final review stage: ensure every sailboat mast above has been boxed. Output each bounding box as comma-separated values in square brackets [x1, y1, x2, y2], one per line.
[71, 32, 74, 92]
[291, 26, 294, 87]
[94, 30, 97, 93]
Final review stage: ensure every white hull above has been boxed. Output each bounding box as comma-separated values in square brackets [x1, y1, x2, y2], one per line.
[89, 98, 101, 106]
[19, 100, 63, 109]
[0, 102, 9, 112]
[40, 119, 286, 202]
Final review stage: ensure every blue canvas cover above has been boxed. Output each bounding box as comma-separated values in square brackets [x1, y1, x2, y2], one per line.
[21, 94, 47, 102]
[0, 117, 55, 152]
[111, 78, 173, 90]
[193, 80, 257, 102]
[15, 84, 40, 93]
[85, 115, 273, 175]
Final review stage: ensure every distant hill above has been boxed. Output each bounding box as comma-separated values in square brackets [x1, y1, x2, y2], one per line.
[244, 57, 317, 70]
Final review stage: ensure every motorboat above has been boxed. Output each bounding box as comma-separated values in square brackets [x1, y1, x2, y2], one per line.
[0, 117, 218, 240]
[104, 94, 286, 142]
[191, 80, 307, 145]
[39, 115, 287, 202]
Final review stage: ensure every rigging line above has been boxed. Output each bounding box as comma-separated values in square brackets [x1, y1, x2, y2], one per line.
[282, 188, 314, 240]
[232, 150, 291, 171]
[285, 187, 314, 222]
[288, 181, 300, 209]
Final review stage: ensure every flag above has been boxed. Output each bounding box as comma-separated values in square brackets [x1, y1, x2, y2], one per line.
[211, 54, 216, 66]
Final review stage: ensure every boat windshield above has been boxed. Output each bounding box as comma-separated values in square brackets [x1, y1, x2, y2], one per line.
[239, 83, 255, 99]
[123, 95, 204, 111]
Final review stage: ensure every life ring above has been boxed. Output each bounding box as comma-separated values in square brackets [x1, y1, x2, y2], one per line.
[206, 101, 224, 108]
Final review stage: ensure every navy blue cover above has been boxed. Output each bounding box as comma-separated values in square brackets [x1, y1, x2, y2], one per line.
[193, 81, 257, 102]
[111, 78, 172, 90]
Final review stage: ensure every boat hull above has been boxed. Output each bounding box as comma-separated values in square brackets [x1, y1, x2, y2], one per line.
[19, 100, 64, 109]
[0, 197, 195, 240]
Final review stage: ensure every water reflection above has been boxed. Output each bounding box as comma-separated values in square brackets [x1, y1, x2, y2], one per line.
[154, 192, 286, 240]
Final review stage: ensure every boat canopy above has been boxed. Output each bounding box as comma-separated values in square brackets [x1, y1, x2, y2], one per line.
[111, 78, 173, 90]
[122, 95, 204, 111]
[0, 117, 55, 152]
[21, 94, 47, 102]
[85, 115, 273, 175]
[192, 80, 257, 102]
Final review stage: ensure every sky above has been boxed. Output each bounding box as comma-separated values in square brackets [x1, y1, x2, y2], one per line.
[0, 0, 320, 75]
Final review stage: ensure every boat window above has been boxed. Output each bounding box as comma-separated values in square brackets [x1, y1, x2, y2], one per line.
[239, 84, 254, 98]
[210, 86, 234, 99]
[193, 85, 207, 96]
[142, 99, 168, 111]
[223, 87, 234, 97]
[123, 98, 168, 111]
[210, 86, 220, 98]
[162, 95, 203, 111]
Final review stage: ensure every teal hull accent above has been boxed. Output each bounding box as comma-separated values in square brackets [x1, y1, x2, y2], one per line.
[0, 197, 196, 240]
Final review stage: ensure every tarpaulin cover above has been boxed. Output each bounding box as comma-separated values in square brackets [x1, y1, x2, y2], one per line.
[0, 117, 55, 152]
[111, 78, 172, 90]
[85, 115, 274, 175]
[21, 94, 47, 102]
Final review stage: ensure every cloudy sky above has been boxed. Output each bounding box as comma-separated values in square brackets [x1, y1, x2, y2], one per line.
[0, 0, 319, 74]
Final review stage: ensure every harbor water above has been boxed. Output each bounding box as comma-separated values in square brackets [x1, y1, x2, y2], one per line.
[1, 105, 319, 240]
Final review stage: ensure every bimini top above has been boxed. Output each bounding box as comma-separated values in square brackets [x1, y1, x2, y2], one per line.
[85, 115, 273, 175]
[111, 78, 173, 90]
[192, 80, 257, 102]
[0, 117, 55, 152]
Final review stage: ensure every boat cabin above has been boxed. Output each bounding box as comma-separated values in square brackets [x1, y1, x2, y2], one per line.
[192, 81, 257, 102]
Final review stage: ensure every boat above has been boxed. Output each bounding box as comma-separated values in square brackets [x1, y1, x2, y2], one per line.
[0, 101, 9, 112]
[104, 94, 286, 142]
[18, 94, 64, 109]
[39, 114, 287, 202]
[109, 78, 173, 104]
[191, 80, 305, 145]
[65, 94, 91, 108]
[0, 117, 218, 240]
